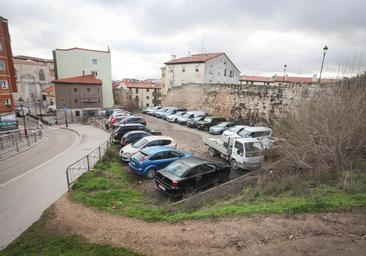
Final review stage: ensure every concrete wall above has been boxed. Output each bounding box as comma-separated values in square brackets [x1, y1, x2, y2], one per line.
[203, 54, 240, 84]
[54, 48, 113, 108]
[163, 83, 329, 125]
[165, 62, 205, 89]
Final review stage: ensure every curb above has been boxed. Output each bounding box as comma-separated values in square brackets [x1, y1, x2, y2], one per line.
[59, 127, 81, 137]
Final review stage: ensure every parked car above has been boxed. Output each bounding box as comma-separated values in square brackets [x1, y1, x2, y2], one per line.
[15, 106, 31, 117]
[155, 107, 173, 118]
[209, 121, 236, 135]
[166, 111, 186, 123]
[186, 115, 207, 128]
[105, 108, 124, 117]
[147, 106, 162, 115]
[113, 124, 161, 142]
[161, 107, 187, 120]
[116, 116, 146, 126]
[221, 125, 248, 146]
[155, 157, 230, 197]
[46, 105, 56, 113]
[119, 136, 176, 161]
[178, 111, 206, 125]
[197, 116, 226, 131]
[109, 112, 131, 126]
[128, 146, 192, 179]
[120, 130, 152, 147]
[234, 126, 273, 149]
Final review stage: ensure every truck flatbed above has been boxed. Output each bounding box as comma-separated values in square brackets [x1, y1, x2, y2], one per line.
[202, 137, 231, 157]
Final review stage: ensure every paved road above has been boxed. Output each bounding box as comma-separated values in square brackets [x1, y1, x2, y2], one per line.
[0, 124, 110, 249]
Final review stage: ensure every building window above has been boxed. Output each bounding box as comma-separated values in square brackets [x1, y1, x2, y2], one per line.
[1, 80, 9, 89]
[146, 103, 149, 107]
[98, 98, 100, 103]
[74, 88, 77, 92]
[195, 68, 199, 72]
[39, 69, 45, 81]
[229, 70, 233, 77]
[135, 88, 138, 93]
[91, 71, 98, 76]
[75, 111, 80, 117]
[74, 99, 78, 103]
[0, 41, 3, 52]
[97, 88, 100, 93]
[146, 96, 149, 100]
[146, 89, 149, 92]
[92, 59, 98, 65]
[4, 98, 11, 105]
[182, 66, 185, 72]
[0, 61, 5, 71]
[224, 69, 227, 76]
[87, 88, 91, 92]
[135, 96, 139, 102]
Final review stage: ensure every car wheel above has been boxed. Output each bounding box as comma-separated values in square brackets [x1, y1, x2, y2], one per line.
[208, 147, 218, 157]
[231, 159, 239, 170]
[146, 168, 157, 179]
[183, 186, 195, 199]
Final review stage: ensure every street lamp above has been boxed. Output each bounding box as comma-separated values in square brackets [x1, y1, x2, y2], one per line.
[62, 99, 68, 128]
[318, 45, 328, 84]
[283, 64, 287, 83]
[18, 98, 28, 136]
[38, 99, 43, 120]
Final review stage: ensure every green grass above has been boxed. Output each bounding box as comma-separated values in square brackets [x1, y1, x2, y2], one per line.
[69, 148, 366, 222]
[0, 218, 141, 256]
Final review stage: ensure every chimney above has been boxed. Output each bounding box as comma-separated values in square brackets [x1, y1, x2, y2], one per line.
[171, 54, 176, 60]
[82, 70, 85, 76]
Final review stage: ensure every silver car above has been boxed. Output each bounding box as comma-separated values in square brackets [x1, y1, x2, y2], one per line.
[209, 121, 236, 135]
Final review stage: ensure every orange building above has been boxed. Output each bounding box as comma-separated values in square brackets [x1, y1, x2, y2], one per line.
[0, 16, 17, 115]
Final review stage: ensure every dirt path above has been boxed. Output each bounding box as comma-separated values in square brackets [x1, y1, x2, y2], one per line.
[45, 196, 366, 256]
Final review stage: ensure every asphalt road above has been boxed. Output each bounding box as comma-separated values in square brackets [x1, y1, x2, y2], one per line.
[0, 127, 77, 184]
[0, 124, 110, 249]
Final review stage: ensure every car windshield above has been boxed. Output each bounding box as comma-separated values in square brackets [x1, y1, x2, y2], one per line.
[245, 142, 262, 157]
[238, 130, 251, 137]
[132, 138, 148, 148]
[114, 127, 121, 133]
[217, 122, 229, 127]
[228, 126, 243, 133]
[204, 117, 212, 122]
[165, 161, 191, 178]
[132, 151, 148, 161]
[176, 111, 185, 116]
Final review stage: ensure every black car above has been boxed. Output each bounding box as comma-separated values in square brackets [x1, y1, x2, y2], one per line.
[186, 115, 207, 128]
[116, 116, 146, 127]
[196, 116, 226, 131]
[155, 157, 230, 197]
[113, 124, 161, 142]
[120, 131, 151, 146]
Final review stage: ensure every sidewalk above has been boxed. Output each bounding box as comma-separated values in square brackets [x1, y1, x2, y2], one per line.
[0, 124, 110, 249]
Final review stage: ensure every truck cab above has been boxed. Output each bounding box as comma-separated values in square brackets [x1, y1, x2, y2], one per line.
[229, 138, 264, 170]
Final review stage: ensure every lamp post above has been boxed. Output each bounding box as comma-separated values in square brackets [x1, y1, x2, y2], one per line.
[283, 64, 287, 83]
[19, 98, 28, 136]
[38, 99, 43, 120]
[62, 100, 68, 128]
[318, 45, 328, 84]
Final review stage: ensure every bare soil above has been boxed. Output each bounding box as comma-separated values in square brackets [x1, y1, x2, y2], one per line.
[45, 195, 366, 256]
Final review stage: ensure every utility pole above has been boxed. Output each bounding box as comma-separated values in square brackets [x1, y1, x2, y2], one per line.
[38, 99, 43, 120]
[318, 45, 328, 84]
[283, 64, 287, 83]
[19, 98, 28, 136]
[62, 100, 68, 128]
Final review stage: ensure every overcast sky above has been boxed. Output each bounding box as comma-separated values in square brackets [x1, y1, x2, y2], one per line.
[2, 0, 366, 80]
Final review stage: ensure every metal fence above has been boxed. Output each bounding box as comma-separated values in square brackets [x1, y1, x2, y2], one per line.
[66, 138, 112, 190]
[0, 129, 43, 158]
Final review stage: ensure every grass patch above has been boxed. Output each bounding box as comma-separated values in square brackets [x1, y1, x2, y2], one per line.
[69, 148, 366, 222]
[0, 216, 141, 256]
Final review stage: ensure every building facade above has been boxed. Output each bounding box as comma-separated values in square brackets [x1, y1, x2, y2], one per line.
[162, 52, 240, 93]
[53, 47, 113, 108]
[53, 74, 103, 118]
[0, 17, 17, 115]
[13, 55, 54, 109]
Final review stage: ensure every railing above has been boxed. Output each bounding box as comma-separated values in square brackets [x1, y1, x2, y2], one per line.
[66, 138, 112, 190]
[0, 129, 43, 158]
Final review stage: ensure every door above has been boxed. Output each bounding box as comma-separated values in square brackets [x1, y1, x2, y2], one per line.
[232, 141, 245, 164]
[196, 164, 217, 188]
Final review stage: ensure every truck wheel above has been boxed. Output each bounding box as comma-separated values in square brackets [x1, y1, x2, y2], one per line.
[208, 147, 218, 157]
[231, 159, 239, 170]
[146, 168, 157, 179]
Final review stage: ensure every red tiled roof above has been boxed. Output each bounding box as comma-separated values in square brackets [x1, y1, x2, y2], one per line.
[13, 55, 53, 63]
[52, 74, 102, 85]
[55, 47, 110, 53]
[274, 76, 314, 83]
[165, 52, 225, 65]
[41, 86, 55, 96]
[126, 82, 162, 89]
[240, 75, 274, 82]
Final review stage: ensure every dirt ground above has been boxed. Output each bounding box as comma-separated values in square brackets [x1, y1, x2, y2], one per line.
[46, 196, 366, 256]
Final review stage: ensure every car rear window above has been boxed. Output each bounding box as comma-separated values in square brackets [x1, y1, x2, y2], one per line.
[132, 138, 148, 148]
[133, 151, 148, 161]
[165, 161, 191, 177]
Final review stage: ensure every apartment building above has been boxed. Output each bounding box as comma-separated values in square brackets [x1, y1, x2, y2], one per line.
[0, 17, 17, 115]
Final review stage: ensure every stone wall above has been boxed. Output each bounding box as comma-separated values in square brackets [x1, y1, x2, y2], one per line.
[163, 83, 329, 125]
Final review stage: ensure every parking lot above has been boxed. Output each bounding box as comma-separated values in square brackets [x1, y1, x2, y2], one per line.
[113, 113, 251, 204]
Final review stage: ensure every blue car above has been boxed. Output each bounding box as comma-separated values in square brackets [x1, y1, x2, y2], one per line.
[128, 146, 192, 179]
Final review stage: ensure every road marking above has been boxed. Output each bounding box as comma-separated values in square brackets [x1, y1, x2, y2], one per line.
[0, 130, 80, 188]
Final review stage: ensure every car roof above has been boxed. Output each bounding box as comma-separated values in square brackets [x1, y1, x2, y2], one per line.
[244, 126, 272, 132]
[175, 156, 209, 168]
[141, 146, 178, 155]
[143, 135, 174, 142]
[118, 123, 144, 127]
[205, 116, 225, 119]
[124, 130, 150, 136]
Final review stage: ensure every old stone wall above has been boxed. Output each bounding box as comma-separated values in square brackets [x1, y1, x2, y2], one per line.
[163, 83, 329, 125]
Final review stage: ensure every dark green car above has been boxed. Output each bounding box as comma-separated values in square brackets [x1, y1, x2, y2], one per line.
[196, 116, 226, 131]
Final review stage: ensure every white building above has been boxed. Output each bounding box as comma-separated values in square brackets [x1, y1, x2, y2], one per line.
[13, 55, 54, 109]
[53, 47, 113, 107]
[162, 52, 240, 94]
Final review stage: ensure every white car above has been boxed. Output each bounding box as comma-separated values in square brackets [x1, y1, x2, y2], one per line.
[221, 125, 248, 146]
[166, 111, 186, 122]
[222, 126, 272, 148]
[119, 136, 176, 161]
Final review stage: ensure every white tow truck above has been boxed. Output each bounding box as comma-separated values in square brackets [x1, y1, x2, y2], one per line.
[202, 136, 264, 170]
